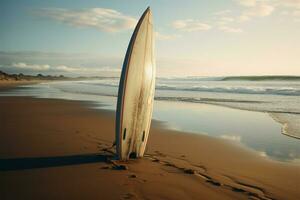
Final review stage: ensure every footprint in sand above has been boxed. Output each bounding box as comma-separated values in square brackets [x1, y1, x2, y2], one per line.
[154, 150, 166, 157]
[122, 193, 136, 199]
[206, 179, 222, 187]
[128, 174, 137, 178]
[183, 169, 196, 174]
[100, 166, 110, 170]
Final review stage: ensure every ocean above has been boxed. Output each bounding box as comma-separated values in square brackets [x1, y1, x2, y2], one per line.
[2, 77, 300, 163]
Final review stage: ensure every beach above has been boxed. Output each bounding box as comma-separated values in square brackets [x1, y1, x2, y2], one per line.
[0, 80, 42, 90]
[1, 84, 300, 200]
[2, 0, 300, 199]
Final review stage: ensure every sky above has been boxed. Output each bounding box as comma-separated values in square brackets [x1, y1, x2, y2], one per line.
[0, 0, 300, 77]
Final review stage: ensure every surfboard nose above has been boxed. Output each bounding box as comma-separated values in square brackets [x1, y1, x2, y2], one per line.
[146, 6, 151, 12]
[143, 6, 152, 18]
[144, 7, 153, 26]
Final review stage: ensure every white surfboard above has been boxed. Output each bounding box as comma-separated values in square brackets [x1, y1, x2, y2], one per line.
[115, 7, 156, 160]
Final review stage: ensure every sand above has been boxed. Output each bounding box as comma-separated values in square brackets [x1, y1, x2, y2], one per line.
[0, 80, 42, 91]
[0, 90, 300, 199]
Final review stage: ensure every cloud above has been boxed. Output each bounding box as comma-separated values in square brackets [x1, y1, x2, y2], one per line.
[0, 51, 123, 73]
[213, 10, 232, 16]
[34, 7, 137, 32]
[172, 16, 241, 34]
[0, 52, 122, 77]
[292, 10, 300, 16]
[235, 0, 257, 7]
[278, 0, 300, 9]
[12, 62, 50, 71]
[252, 4, 275, 16]
[212, 1, 275, 32]
[239, 3, 275, 21]
[155, 32, 181, 40]
[219, 26, 243, 33]
[217, 17, 235, 25]
[172, 19, 211, 32]
[8, 62, 120, 74]
[277, 0, 300, 20]
[235, 0, 300, 22]
[216, 1, 276, 24]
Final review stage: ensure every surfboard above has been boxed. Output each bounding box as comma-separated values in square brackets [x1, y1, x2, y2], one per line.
[115, 7, 156, 160]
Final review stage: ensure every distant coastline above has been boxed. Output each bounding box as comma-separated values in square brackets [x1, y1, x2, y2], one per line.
[221, 76, 300, 81]
[0, 70, 115, 82]
[0, 70, 70, 82]
[2, 70, 300, 82]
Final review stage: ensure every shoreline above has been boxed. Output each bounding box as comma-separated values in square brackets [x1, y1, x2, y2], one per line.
[3, 79, 299, 142]
[0, 94, 300, 199]
[1, 81, 299, 158]
[269, 113, 300, 140]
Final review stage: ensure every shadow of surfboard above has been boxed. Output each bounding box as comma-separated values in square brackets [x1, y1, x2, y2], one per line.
[0, 153, 110, 171]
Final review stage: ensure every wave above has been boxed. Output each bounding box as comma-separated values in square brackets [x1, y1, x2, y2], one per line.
[73, 79, 300, 96]
[56, 86, 263, 104]
[156, 96, 262, 103]
[155, 97, 300, 114]
[156, 85, 300, 96]
[50, 83, 300, 115]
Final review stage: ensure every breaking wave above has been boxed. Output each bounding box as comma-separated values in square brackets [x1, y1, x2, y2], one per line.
[156, 85, 300, 96]
[76, 80, 300, 96]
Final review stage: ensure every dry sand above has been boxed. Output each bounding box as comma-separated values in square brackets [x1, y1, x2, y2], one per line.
[0, 91, 300, 199]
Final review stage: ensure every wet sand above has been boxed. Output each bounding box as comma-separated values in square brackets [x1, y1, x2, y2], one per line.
[0, 94, 300, 199]
[0, 80, 42, 91]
